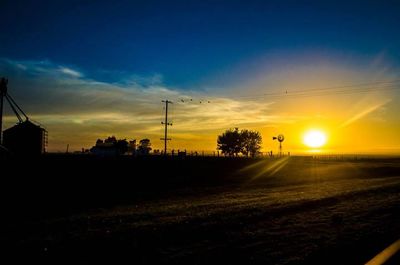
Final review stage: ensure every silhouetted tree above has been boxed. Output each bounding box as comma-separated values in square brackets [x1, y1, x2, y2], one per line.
[217, 128, 242, 156]
[104, 136, 117, 143]
[116, 139, 129, 155]
[128, 139, 137, 155]
[217, 128, 262, 157]
[240, 129, 262, 157]
[137, 138, 152, 155]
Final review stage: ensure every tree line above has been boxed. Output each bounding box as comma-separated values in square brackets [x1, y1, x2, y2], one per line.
[90, 128, 262, 157]
[91, 136, 152, 156]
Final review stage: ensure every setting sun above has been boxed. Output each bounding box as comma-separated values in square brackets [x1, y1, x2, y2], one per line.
[303, 130, 327, 148]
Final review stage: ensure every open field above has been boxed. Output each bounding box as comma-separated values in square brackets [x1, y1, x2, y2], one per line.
[1, 155, 400, 264]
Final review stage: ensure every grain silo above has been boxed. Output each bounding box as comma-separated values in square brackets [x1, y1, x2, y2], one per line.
[0, 77, 48, 155]
[3, 120, 47, 155]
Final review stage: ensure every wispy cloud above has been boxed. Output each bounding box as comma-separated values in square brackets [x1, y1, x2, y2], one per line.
[0, 58, 283, 151]
[339, 99, 391, 128]
[58, 66, 82, 78]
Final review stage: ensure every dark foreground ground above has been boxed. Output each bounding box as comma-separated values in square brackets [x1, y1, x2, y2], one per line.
[1, 155, 400, 264]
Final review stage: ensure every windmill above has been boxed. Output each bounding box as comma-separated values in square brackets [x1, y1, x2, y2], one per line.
[273, 134, 284, 157]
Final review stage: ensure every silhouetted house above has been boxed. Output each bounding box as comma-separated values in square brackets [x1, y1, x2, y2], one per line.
[90, 141, 119, 156]
[90, 136, 128, 156]
[3, 120, 48, 155]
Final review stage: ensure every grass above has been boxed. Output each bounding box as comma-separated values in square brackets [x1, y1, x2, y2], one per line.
[1, 156, 400, 264]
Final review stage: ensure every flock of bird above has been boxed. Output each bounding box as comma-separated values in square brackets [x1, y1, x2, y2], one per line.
[179, 99, 211, 104]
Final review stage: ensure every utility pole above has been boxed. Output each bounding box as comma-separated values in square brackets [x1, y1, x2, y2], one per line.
[0, 78, 8, 145]
[161, 100, 173, 155]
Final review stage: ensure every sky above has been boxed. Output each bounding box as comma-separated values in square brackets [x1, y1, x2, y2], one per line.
[1, 0, 400, 154]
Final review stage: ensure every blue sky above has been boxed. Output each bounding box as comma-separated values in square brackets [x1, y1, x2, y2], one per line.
[1, 1, 400, 152]
[1, 0, 400, 88]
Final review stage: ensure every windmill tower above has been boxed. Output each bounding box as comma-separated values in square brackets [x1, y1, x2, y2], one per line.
[273, 134, 285, 157]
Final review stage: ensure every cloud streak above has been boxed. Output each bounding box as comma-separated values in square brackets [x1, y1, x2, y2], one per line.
[59, 67, 82, 78]
[339, 99, 391, 128]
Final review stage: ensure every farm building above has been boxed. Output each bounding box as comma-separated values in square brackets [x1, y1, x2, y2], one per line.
[90, 136, 128, 156]
[3, 120, 47, 156]
[0, 78, 48, 156]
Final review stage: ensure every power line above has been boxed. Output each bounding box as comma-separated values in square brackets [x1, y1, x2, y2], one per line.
[278, 79, 400, 94]
[229, 80, 400, 100]
[252, 84, 400, 100]
[174, 79, 400, 103]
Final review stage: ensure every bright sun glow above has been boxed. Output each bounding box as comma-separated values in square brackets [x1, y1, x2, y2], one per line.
[303, 130, 327, 148]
